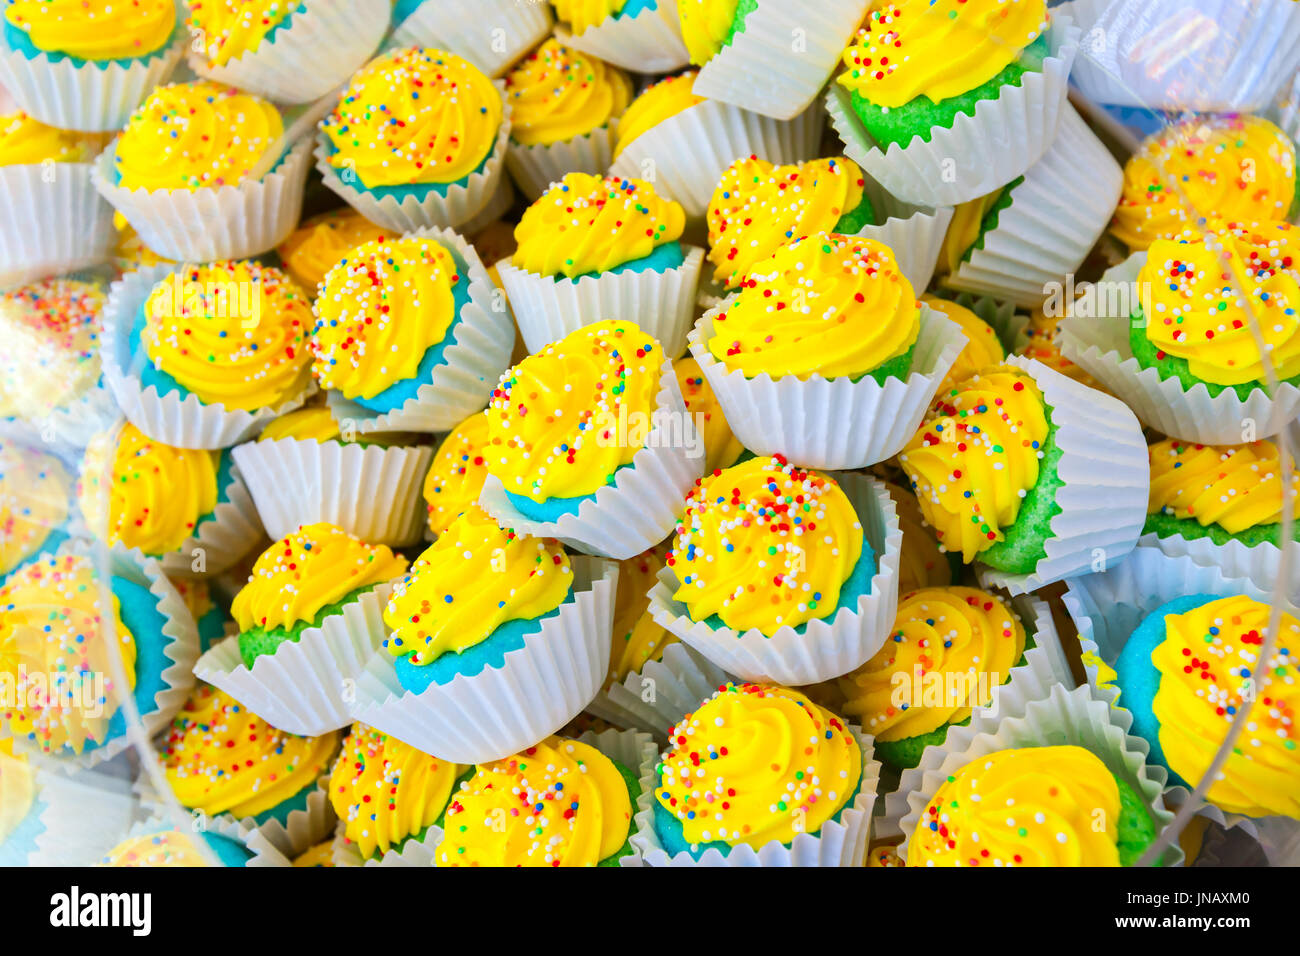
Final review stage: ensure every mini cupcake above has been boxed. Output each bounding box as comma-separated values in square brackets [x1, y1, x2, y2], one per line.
[390, 0, 553, 77]
[672, 355, 742, 473]
[93, 81, 313, 261]
[275, 208, 392, 296]
[348, 505, 617, 763]
[0, 439, 74, 584]
[631, 682, 878, 866]
[100, 827, 255, 867]
[503, 40, 633, 200]
[310, 228, 515, 435]
[605, 545, 679, 689]
[551, 0, 689, 73]
[112, 215, 172, 274]
[316, 47, 511, 234]
[101, 259, 316, 449]
[0, 112, 113, 285]
[921, 295, 1007, 395]
[186, 0, 392, 104]
[885, 481, 955, 593]
[496, 173, 701, 356]
[1016, 302, 1103, 391]
[827, 0, 1080, 206]
[690, 232, 965, 469]
[0, 0, 184, 132]
[421, 411, 490, 538]
[476, 319, 705, 559]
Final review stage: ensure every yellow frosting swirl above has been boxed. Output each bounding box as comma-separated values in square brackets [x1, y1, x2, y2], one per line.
[321, 47, 502, 189]
[678, 0, 741, 65]
[114, 217, 172, 272]
[924, 295, 1006, 392]
[885, 481, 952, 593]
[276, 209, 393, 295]
[910, 745, 1123, 866]
[486, 319, 662, 502]
[1018, 304, 1102, 390]
[867, 842, 905, 867]
[310, 235, 463, 401]
[292, 841, 334, 866]
[657, 682, 861, 849]
[0, 279, 107, 421]
[838, 0, 1048, 106]
[612, 71, 703, 158]
[669, 455, 863, 636]
[100, 831, 220, 867]
[161, 684, 339, 818]
[329, 722, 465, 859]
[1151, 595, 1300, 819]
[0, 111, 104, 165]
[0, 750, 34, 848]
[423, 412, 490, 536]
[707, 156, 868, 289]
[142, 261, 313, 412]
[0, 554, 137, 754]
[505, 39, 632, 147]
[1138, 221, 1300, 387]
[899, 364, 1049, 562]
[608, 546, 677, 684]
[707, 232, 919, 379]
[1112, 116, 1297, 251]
[512, 172, 685, 278]
[0, 442, 69, 576]
[933, 187, 1007, 278]
[436, 735, 633, 866]
[1148, 438, 1300, 534]
[673, 355, 743, 473]
[837, 586, 1025, 739]
[257, 406, 342, 443]
[115, 82, 283, 191]
[384, 505, 572, 666]
[552, 0, 628, 35]
[4, 0, 175, 61]
[187, 0, 294, 67]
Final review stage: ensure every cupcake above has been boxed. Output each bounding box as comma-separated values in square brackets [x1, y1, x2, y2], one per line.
[292, 841, 335, 867]
[185, 0, 392, 104]
[390, 0, 553, 77]
[112, 214, 172, 274]
[827, 0, 1080, 207]
[495, 173, 701, 356]
[503, 39, 633, 200]
[275, 208, 392, 296]
[99, 827, 254, 867]
[421, 411, 490, 538]
[689, 232, 965, 469]
[605, 545, 679, 689]
[1016, 302, 1102, 391]
[551, 0, 689, 73]
[631, 682, 877, 866]
[866, 842, 905, 867]
[476, 319, 705, 559]
[0, 439, 74, 584]
[0, 112, 113, 285]
[922, 295, 1007, 395]
[93, 81, 313, 261]
[672, 355, 742, 473]
[316, 47, 511, 234]
[884, 481, 955, 593]
[0, 0, 183, 132]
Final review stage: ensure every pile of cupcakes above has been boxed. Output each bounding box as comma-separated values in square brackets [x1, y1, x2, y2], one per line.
[0, 0, 1298, 869]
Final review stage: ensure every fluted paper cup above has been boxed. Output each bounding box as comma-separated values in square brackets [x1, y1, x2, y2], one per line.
[556, 1, 689, 74]
[391, 0, 553, 77]
[22, 768, 138, 866]
[331, 808, 441, 867]
[248, 784, 336, 866]
[0, 162, 116, 287]
[506, 124, 617, 201]
[848, 184, 954, 295]
[40, 381, 121, 452]
[1138, 531, 1300, 607]
[585, 642, 734, 742]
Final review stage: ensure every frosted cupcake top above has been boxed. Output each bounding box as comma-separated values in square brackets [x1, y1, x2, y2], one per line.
[0, 278, 106, 420]
[1147, 438, 1300, 534]
[0, 112, 103, 165]
[612, 70, 703, 158]
[504, 39, 632, 147]
[4, 0, 175, 61]
[187, 0, 295, 67]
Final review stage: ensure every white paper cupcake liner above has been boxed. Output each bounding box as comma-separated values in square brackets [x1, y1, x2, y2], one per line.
[390, 0, 553, 77]
[194, 584, 395, 737]
[609, 98, 823, 220]
[689, 301, 965, 470]
[556, 1, 689, 74]
[189, 0, 390, 104]
[20, 767, 139, 866]
[331, 807, 441, 867]
[457, 170, 517, 237]
[848, 193, 954, 295]
[348, 556, 617, 764]
[106, 811, 287, 866]
[574, 727, 658, 867]
[947, 292, 1031, 355]
[93, 136, 314, 262]
[315, 81, 512, 234]
[0, 25, 185, 132]
[630, 723, 880, 866]
[0, 162, 116, 288]
[1253, 815, 1300, 866]
[322, 226, 517, 434]
[498, 246, 704, 358]
[646, 473, 902, 686]
[231, 438, 433, 546]
[942, 104, 1124, 309]
[39, 382, 122, 452]
[1058, 253, 1300, 445]
[976, 354, 1149, 596]
[585, 641, 734, 742]
[1137, 531, 1300, 607]
[1063, 0, 1300, 112]
[100, 264, 316, 450]
[247, 783, 336, 865]
[476, 354, 706, 559]
[825, 14, 1081, 207]
[693, 0, 870, 120]
[506, 124, 617, 201]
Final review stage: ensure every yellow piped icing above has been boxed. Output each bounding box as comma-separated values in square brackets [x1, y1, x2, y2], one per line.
[933, 187, 1007, 278]
[1112, 116, 1297, 251]
[1018, 303, 1102, 390]
[384, 505, 572, 666]
[100, 831, 218, 867]
[0, 554, 137, 754]
[486, 319, 662, 502]
[1148, 438, 1300, 534]
[885, 481, 952, 593]
[909, 745, 1124, 866]
[552, 0, 629, 36]
[310, 235, 463, 401]
[436, 735, 633, 866]
[612, 70, 703, 158]
[321, 47, 502, 189]
[678, 0, 741, 65]
[923, 295, 1006, 392]
[160, 684, 339, 818]
[838, 0, 1048, 107]
[115, 82, 283, 191]
[707, 232, 919, 380]
[423, 412, 490, 536]
[656, 682, 861, 849]
[673, 355, 743, 473]
[837, 586, 1025, 739]
[867, 843, 905, 866]
[114, 218, 172, 272]
[292, 841, 334, 866]
[0, 279, 106, 421]
[257, 407, 342, 443]
[1151, 595, 1299, 819]
[898, 364, 1049, 562]
[669, 455, 863, 636]
[141, 261, 313, 412]
[4, 0, 175, 61]
[0, 443, 69, 576]
[512, 172, 685, 278]
[706, 156, 868, 289]
[276, 209, 392, 295]
[608, 546, 677, 684]
[329, 723, 465, 859]
[504, 39, 632, 147]
[0, 750, 34, 848]
[187, 0, 295, 67]
[0, 112, 104, 165]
